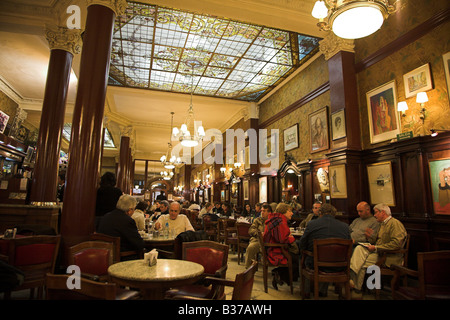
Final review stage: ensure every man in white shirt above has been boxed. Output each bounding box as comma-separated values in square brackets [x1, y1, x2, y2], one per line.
[154, 201, 194, 236]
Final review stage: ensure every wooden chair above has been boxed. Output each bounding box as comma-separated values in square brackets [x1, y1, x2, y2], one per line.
[202, 215, 218, 241]
[257, 230, 294, 294]
[0, 235, 60, 299]
[391, 250, 450, 300]
[165, 240, 229, 299]
[217, 218, 227, 243]
[89, 232, 143, 261]
[224, 219, 238, 252]
[172, 260, 258, 300]
[236, 222, 251, 265]
[374, 234, 410, 299]
[45, 273, 140, 300]
[68, 241, 115, 282]
[300, 238, 353, 300]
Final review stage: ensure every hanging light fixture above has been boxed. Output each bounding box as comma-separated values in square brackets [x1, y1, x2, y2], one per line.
[311, 0, 395, 39]
[160, 170, 174, 180]
[160, 112, 182, 169]
[172, 59, 205, 147]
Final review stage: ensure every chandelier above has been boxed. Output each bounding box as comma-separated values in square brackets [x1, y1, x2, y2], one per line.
[160, 170, 174, 180]
[172, 59, 205, 147]
[160, 112, 182, 169]
[311, 0, 395, 39]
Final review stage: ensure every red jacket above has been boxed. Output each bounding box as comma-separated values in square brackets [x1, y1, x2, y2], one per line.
[263, 212, 295, 265]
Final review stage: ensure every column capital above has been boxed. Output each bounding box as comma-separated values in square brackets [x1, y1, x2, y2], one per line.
[45, 25, 82, 55]
[319, 32, 355, 61]
[86, 0, 128, 16]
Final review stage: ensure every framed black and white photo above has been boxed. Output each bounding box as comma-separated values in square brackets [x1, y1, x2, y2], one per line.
[331, 109, 346, 140]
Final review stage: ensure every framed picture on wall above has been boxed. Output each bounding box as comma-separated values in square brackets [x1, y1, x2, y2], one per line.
[331, 109, 346, 140]
[428, 157, 450, 215]
[403, 63, 433, 98]
[443, 52, 450, 102]
[366, 80, 400, 144]
[0, 111, 10, 134]
[221, 190, 225, 202]
[309, 106, 329, 153]
[367, 161, 395, 206]
[329, 164, 347, 198]
[283, 123, 299, 151]
[259, 176, 267, 203]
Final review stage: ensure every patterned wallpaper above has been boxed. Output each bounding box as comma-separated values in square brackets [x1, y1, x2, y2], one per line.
[356, 0, 450, 149]
[259, 55, 330, 163]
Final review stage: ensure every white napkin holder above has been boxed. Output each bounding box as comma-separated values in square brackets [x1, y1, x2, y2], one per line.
[144, 249, 158, 266]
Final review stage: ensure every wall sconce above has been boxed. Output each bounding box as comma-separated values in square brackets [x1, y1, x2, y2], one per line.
[430, 129, 450, 137]
[397, 101, 408, 117]
[416, 92, 428, 123]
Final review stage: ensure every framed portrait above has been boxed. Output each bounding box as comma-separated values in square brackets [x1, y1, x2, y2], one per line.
[367, 161, 395, 206]
[428, 157, 450, 215]
[366, 80, 400, 144]
[243, 179, 249, 200]
[259, 176, 267, 203]
[309, 106, 329, 153]
[443, 52, 450, 102]
[331, 109, 346, 140]
[221, 190, 225, 202]
[244, 146, 250, 170]
[24, 146, 34, 164]
[283, 123, 299, 151]
[403, 63, 433, 98]
[0, 110, 9, 134]
[329, 164, 347, 198]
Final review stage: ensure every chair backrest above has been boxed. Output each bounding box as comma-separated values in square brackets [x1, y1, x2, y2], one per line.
[89, 233, 120, 263]
[402, 234, 411, 267]
[257, 230, 268, 262]
[68, 241, 114, 277]
[231, 260, 258, 300]
[5, 235, 60, 271]
[313, 238, 353, 271]
[182, 240, 228, 275]
[236, 222, 251, 241]
[418, 250, 450, 288]
[46, 273, 117, 300]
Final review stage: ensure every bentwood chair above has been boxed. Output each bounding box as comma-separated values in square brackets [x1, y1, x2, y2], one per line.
[0, 235, 60, 299]
[45, 273, 140, 300]
[172, 260, 258, 300]
[89, 232, 142, 261]
[165, 240, 229, 299]
[203, 215, 218, 241]
[236, 222, 251, 265]
[300, 238, 353, 300]
[257, 230, 294, 294]
[68, 241, 115, 282]
[374, 234, 410, 299]
[391, 250, 450, 300]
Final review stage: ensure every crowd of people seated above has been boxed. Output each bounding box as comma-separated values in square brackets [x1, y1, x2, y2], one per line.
[91, 175, 407, 300]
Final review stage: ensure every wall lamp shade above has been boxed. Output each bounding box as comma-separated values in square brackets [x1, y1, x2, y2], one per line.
[416, 92, 429, 104]
[311, 0, 394, 39]
[397, 101, 408, 113]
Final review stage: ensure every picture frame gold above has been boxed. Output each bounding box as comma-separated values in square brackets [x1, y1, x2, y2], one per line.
[428, 157, 450, 215]
[309, 106, 329, 153]
[331, 109, 346, 141]
[283, 123, 299, 151]
[403, 63, 433, 98]
[329, 164, 347, 198]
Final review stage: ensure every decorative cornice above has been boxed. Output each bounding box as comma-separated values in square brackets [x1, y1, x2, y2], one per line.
[86, 0, 128, 16]
[45, 24, 82, 55]
[319, 32, 355, 61]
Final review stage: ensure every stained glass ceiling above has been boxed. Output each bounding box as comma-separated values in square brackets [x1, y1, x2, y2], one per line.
[109, 2, 321, 101]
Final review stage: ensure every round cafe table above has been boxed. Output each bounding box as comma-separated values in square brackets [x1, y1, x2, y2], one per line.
[108, 259, 204, 300]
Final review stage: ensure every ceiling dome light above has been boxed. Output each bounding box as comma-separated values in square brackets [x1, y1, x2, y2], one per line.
[312, 0, 394, 39]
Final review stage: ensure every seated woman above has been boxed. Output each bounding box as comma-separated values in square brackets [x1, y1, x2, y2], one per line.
[263, 202, 299, 290]
[241, 203, 255, 218]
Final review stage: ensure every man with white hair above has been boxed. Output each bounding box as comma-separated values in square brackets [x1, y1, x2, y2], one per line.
[349, 203, 407, 297]
[154, 201, 194, 236]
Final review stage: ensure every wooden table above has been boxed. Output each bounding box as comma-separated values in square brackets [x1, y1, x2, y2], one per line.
[143, 234, 176, 251]
[108, 259, 204, 299]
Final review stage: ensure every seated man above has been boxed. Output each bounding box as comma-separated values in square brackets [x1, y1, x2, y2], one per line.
[349, 201, 379, 244]
[150, 200, 169, 221]
[350, 203, 407, 297]
[154, 201, 194, 236]
[98, 194, 144, 260]
[244, 204, 272, 268]
[299, 203, 351, 296]
[299, 201, 321, 228]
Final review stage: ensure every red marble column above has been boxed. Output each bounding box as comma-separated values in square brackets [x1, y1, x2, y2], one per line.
[30, 27, 81, 205]
[116, 135, 130, 193]
[60, 3, 125, 264]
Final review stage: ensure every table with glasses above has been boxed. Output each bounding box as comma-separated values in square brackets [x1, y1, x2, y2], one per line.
[108, 259, 204, 299]
[141, 231, 176, 251]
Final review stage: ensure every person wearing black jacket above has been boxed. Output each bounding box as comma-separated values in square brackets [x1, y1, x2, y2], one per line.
[98, 194, 144, 260]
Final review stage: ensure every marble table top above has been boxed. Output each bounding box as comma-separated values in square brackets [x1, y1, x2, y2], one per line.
[108, 259, 204, 283]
